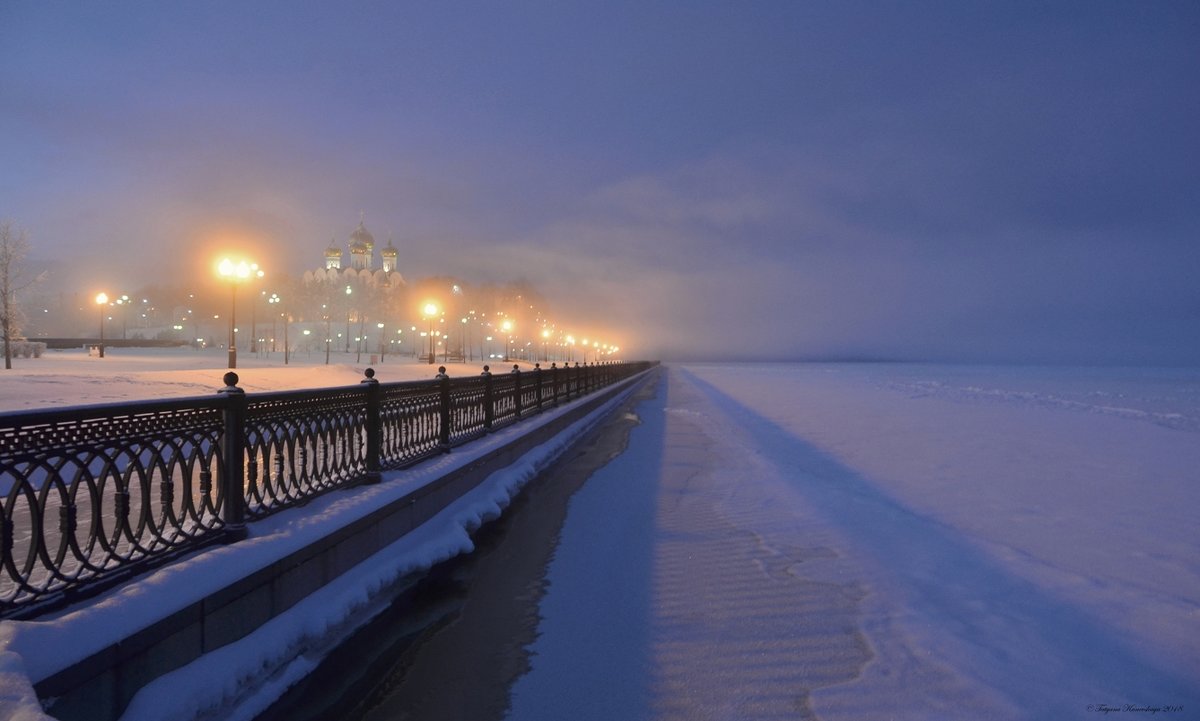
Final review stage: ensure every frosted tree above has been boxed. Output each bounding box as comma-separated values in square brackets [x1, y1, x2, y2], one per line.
[0, 220, 46, 370]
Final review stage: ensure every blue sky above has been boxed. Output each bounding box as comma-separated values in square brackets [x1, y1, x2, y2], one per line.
[2, 1, 1197, 362]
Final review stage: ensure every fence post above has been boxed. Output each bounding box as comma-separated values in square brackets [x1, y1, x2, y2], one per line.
[512, 364, 523, 418]
[550, 362, 559, 406]
[534, 363, 543, 411]
[361, 368, 382, 484]
[437, 366, 451, 451]
[482, 365, 494, 431]
[218, 372, 248, 543]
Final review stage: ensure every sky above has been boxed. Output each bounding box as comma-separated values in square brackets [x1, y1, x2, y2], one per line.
[1, 1, 1197, 363]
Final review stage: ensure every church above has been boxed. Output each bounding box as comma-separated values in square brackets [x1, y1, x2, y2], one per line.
[301, 216, 405, 290]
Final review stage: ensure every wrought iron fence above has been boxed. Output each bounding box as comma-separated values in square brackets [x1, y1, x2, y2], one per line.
[0, 361, 654, 619]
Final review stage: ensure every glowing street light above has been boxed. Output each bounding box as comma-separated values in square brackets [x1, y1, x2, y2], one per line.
[423, 302, 439, 364]
[344, 285, 354, 353]
[267, 294, 280, 353]
[217, 258, 259, 369]
[501, 319, 514, 362]
[94, 292, 108, 358]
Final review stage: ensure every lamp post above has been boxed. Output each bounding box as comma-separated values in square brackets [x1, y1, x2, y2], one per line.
[248, 274, 264, 354]
[461, 317, 469, 362]
[344, 285, 353, 353]
[217, 258, 258, 369]
[423, 302, 439, 364]
[501, 319, 513, 362]
[267, 293, 280, 353]
[323, 304, 332, 365]
[467, 310, 477, 360]
[377, 322, 386, 362]
[94, 292, 108, 358]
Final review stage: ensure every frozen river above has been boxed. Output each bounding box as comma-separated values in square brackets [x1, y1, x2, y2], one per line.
[508, 363, 1199, 720]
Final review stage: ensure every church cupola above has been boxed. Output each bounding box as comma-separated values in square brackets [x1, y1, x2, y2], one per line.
[381, 236, 399, 273]
[348, 214, 375, 270]
[324, 238, 342, 270]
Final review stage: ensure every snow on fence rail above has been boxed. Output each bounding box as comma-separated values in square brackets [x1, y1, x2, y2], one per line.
[0, 360, 653, 620]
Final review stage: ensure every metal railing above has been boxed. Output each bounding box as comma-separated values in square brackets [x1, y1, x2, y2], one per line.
[0, 361, 654, 619]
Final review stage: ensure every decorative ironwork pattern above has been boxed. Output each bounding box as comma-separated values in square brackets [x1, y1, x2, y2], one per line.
[0, 361, 654, 619]
[378, 380, 443, 468]
[0, 401, 226, 617]
[243, 387, 370, 519]
[520, 370, 541, 413]
[491, 373, 520, 428]
[447, 376, 488, 446]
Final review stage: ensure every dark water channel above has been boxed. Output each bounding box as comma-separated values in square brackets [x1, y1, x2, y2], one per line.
[253, 378, 655, 721]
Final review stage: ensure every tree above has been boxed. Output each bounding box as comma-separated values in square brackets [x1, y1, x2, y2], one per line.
[0, 220, 46, 370]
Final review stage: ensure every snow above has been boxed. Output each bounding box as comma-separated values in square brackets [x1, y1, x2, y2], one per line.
[0, 348, 640, 720]
[0, 347, 508, 411]
[508, 363, 1200, 720]
[2, 354, 1198, 719]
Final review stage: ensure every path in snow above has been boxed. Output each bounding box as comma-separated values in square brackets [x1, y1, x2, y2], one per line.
[509, 366, 885, 720]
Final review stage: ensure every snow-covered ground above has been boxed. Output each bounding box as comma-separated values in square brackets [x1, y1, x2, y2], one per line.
[0, 346, 510, 411]
[1, 356, 1197, 720]
[509, 363, 1199, 720]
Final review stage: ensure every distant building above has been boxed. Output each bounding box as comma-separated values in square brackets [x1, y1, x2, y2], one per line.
[304, 216, 405, 290]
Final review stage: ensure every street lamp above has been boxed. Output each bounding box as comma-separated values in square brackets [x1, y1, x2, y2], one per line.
[345, 285, 353, 353]
[94, 292, 108, 358]
[115, 295, 129, 339]
[267, 294, 280, 353]
[501, 319, 514, 362]
[322, 304, 332, 365]
[248, 275, 264, 354]
[217, 258, 258, 369]
[423, 302, 439, 364]
[377, 322, 386, 362]
[461, 317, 469, 362]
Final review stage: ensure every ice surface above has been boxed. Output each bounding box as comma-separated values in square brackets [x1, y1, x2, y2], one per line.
[509, 363, 1200, 720]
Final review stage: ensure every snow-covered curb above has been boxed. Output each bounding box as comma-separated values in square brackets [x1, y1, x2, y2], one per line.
[0, 372, 652, 721]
